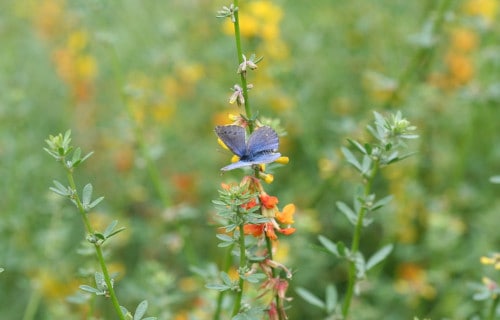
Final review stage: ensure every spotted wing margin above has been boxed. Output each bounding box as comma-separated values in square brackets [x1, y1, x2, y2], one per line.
[246, 126, 279, 158]
[215, 125, 247, 158]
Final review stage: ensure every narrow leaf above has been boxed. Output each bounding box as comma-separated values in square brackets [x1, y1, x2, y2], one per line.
[295, 287, 325, 310]
[82, 183, 93, 206]
[341, 147, 361, 172]
[336, 201, 357, 225]
[361, 155, 372, 175]
[134, 300, 148, 320]
[205, 283, 230, 291]
[325, 284, 338, 314]
[318, 235, 338, 256]
[371, 195, 393, 211]
[336, 241, 347, 257]
[220, 271, 232, 285]
[106, 227, 126, 239]
[366, 244, 393, 270]
[80, 151, 94, 164]
[88, 196, 104, 209]
[72, 147, 82, 166]
[120, 306, 130, 317]
[79, 285, 100, 294]
[103, 220, 118, 238]
[347, 139, 366, 154]
[216, 234, 234, 242]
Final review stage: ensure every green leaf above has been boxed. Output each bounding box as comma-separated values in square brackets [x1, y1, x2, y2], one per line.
[79, 285, 100, 294]
[103, 220, 118, 238]
[353, 252, 366, 278]
[366, 244, 393, 270]
[296, 287, 325, 310]
[134, 300, 148, 320]
[88, 196, 104, 209]
[72, 147, 82, 167]
[82, 183, 93, 206]
[347, 139, 366, 154]
[336, 201, 357, 225]
[361, 155, 372, 176]
[325, 284, 337, 314]
[120, 306, 132, 319]
[50, 180, 70, 197]
[371, 195, 393, 211]
[341, 147, 361, 172]
[216, 234, 234, 242]
[318, 235, 338, 256]
[205, 283, 230, 291]
[337, 241, 347, 257]
[80, 151, 94, 164]
[244, 272, 266, 283]
[106, 227, 126, 239]
[220, 271, 233, 285]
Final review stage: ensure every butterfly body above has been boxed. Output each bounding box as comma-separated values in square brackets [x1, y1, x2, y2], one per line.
[215, 125, 281, 171]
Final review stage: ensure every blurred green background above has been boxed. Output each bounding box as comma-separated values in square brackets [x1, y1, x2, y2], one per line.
[1, 0, 499, 319]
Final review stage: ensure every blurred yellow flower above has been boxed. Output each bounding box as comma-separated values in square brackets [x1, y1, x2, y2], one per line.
[68, 30, 89, 53]
[395, 263, 436, 300]
[76, 54, 97, 80]
[464, 0, 498, 24]
[222, 1, 284, 40]
[480, 253, 500, 269]
[450, 28, 478, 53]
[36, 270, 80, 300]
[33, 0, 66, 40]
[446, 52, 474, 85]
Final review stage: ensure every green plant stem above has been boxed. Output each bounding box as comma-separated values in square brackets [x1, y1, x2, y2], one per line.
[341, 162, 379, 319]
[487, 294, 499, 320]
[232, 0, 254, 132]
[66, 170, 125, 320]
[232, 224, 248, 317]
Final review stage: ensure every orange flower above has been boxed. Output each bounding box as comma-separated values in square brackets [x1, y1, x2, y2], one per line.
[260, 193, 279, 209]
[241, 198, 258, 210]
[243, 223, 265, 237]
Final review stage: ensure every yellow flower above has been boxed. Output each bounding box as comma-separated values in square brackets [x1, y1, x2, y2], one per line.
[276, 204, 295, 225]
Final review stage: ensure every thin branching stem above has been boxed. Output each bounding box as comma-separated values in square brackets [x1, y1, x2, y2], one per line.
[232, 0, 253, 132]
[342, 161, 379, 318]
[66, 169, 125, 320]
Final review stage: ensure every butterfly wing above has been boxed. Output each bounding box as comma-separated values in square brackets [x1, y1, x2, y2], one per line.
[215, 125, 247, 158]
[246, 126, 279, 158]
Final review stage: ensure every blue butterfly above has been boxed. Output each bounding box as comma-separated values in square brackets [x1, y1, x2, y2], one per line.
[215, 125, 281, 171]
